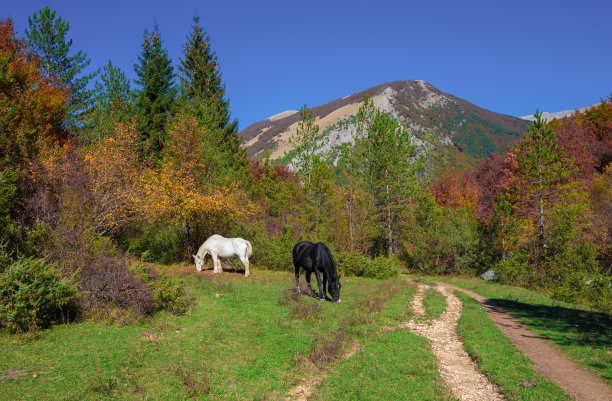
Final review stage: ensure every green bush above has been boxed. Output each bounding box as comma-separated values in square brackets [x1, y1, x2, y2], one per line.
[131, 264, 187, 314]
[336, 251, 399, 279]
[128, 223, 187, 264]
[586, 275, 612, 313]
[0, 258, 77, 332]
[363, 257, 400, 279]
[335, 250, 366, 276]
[235, 222, 296, 271]
[153, 272, 188, 314]
[494, 257, 529, 285]
[404, 191, 494, 275]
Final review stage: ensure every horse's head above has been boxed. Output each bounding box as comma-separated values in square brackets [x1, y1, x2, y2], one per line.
[328, 277, 341, 303]
[193, 254, 204, 272]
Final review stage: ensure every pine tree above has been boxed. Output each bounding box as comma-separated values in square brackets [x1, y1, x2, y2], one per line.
[510, 111, 577, 247]
[289, 105, 325, 184]
[134, 23, 176, 159]
[87, 60, 134, 143]
[354, 94, 420, 255]
[94, 60, 132, 110]
[178, 16, 244, 167]
[25, 6, 95, 124]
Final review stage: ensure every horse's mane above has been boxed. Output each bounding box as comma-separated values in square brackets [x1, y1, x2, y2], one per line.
[315, 242, 339, 282]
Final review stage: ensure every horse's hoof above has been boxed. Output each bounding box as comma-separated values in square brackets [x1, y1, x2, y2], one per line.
[319, 298, 325, 302]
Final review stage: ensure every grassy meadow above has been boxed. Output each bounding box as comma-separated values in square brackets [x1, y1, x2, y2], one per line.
[1, 267, 603, 400]
[0, 268, 425, 400]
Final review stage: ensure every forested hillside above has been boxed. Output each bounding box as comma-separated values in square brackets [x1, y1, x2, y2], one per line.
[1, 7, 610, 333]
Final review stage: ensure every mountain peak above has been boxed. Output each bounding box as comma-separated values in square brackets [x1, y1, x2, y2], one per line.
[239, 81, 529, 171]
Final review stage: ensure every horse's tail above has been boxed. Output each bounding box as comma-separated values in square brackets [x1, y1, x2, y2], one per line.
[245, 240, 253, 259]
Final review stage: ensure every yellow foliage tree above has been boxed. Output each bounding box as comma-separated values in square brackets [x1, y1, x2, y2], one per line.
[84, 114, 257, 238]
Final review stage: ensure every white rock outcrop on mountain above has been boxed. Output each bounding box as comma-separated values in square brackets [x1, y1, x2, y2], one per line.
[519, 103, 601, 122]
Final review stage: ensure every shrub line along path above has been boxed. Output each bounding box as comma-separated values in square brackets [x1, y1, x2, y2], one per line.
[403, 282, 506, 400]
[441, 282, 612, 401]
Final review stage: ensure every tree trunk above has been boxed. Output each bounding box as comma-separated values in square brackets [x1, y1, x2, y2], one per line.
[539, 188, 544, 244]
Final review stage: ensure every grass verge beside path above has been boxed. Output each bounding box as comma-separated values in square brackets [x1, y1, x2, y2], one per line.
[310, 329, 457, 401]
[456, 291, 572, 400]
[443, 277, 612, 386]
[309, 282, 455, 401]
[423, 288, 447, 320]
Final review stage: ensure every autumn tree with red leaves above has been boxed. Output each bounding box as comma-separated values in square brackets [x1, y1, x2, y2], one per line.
[0, 18, 69, 171]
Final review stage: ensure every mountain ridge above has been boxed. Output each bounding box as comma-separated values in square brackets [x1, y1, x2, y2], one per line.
[239, 80, 530, 171]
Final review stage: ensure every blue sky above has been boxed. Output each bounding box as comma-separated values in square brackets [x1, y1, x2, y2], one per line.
[5, 1, 612, 130]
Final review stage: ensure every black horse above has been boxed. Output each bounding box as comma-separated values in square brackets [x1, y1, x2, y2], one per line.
[293, 241, 341, 302]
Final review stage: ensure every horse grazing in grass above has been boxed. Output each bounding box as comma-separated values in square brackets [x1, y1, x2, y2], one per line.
[293, 241, 341, 302]
[193, 235, 252, 277]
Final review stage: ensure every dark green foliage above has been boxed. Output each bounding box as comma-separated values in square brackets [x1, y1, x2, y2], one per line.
[128, 223, 187, 265]
[25, 6, 96, 123]
[0, 258, 77, 332]
[302, 156, 334, 237]
[335, 250, 400, 279]
[152, 273, 187, 314]
[134, 23, 176, 159]
[0, 171, 48, 261]
[495, 238, 608, 312]
[406, 191, 493, 275]
[511, 111, 578, 244]
[0, 169, 19, 262]
[178, 16, 219, 102]
[453, 113, 519, 159]
[178, 16, 245, 173]
[237, 222, 296, 271]
[86, 60, 134, 142]
[496, 193, 605, 309]
[131, 264, 187, 314]
[354, 93, 420, 254]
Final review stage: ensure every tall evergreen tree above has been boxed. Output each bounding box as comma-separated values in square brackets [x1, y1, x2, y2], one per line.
[509, 111, 577, 247]
[134, 24, 176, 159]
[289, 105, 325, 185]
[25, 6, 96, 124]
[86, 60, 134, 143]
[178, 16, 244, 167]
[354, 94, 421, 255]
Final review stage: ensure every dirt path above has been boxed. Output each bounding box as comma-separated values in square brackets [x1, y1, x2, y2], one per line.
[441, 282, 612, 401]
[403, 283, 506, 400]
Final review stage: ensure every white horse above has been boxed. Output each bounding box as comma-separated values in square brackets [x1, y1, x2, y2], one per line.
[193, 234, 253, 277]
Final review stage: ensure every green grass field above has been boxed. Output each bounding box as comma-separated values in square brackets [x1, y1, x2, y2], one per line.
[441, 277, 612, 386]
[0, 269, 598, 400]
[0, 270, 420, 400]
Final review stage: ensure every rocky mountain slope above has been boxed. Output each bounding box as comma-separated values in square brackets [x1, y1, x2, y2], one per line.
[239, 80, 530, 171]
[519, 105, 594, 122]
